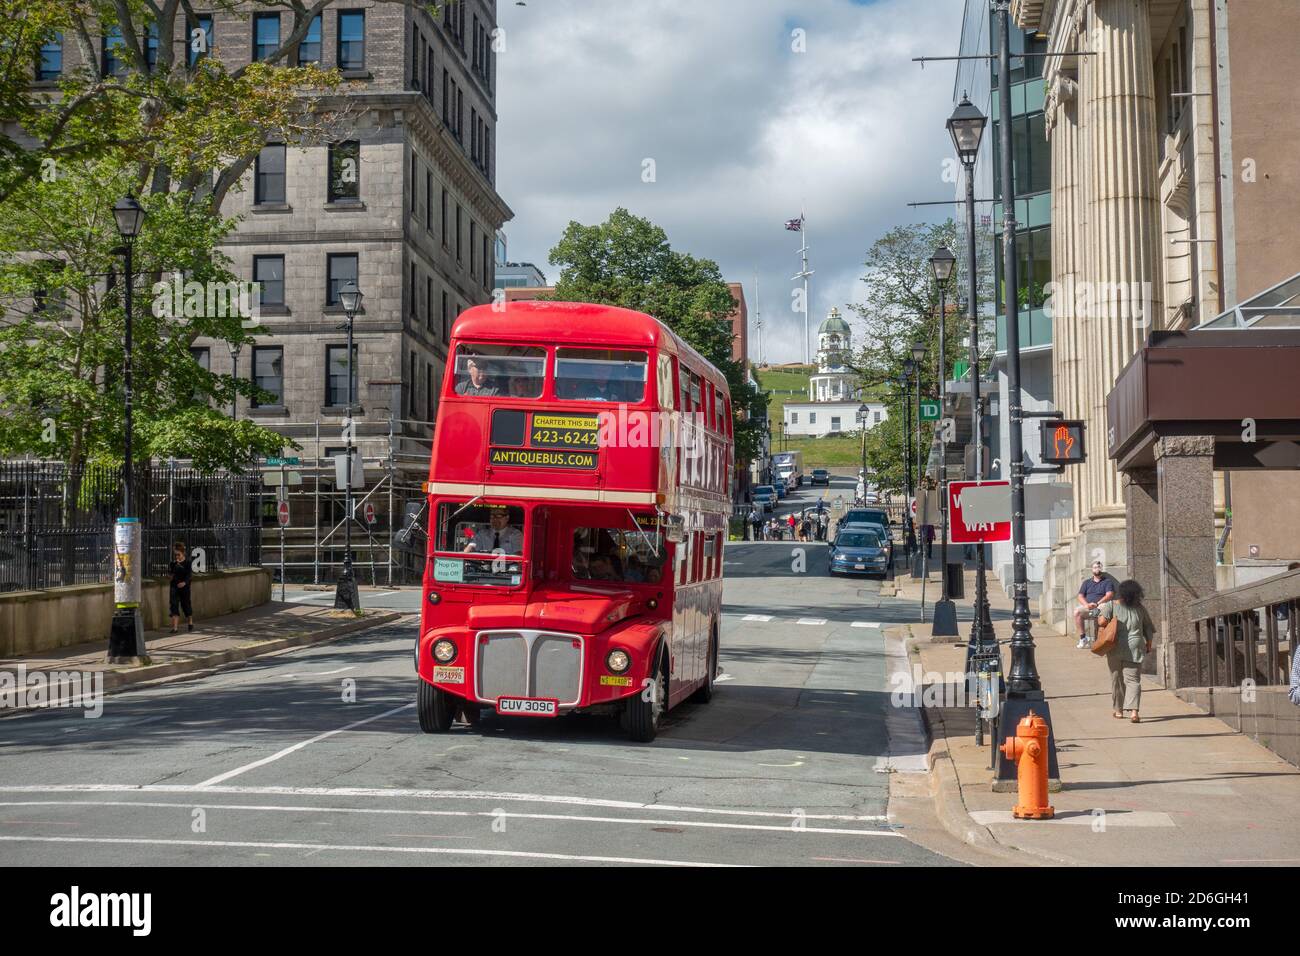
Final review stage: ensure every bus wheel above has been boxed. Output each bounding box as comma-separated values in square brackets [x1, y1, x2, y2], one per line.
[417, 679, 457, 733]
[625, 651, 667, 743]
[691, 628, 718, 704]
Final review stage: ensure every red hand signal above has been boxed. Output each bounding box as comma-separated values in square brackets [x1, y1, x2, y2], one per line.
[1053, 425, 1074, 459]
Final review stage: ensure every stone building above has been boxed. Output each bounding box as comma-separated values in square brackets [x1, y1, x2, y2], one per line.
[1010, 0, 1300, 629]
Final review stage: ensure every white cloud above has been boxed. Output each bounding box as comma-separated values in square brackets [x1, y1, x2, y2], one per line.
[495, 0, 967, 364]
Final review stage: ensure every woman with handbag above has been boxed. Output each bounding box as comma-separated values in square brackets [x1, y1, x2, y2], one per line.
[1094, 579, 1155, 722]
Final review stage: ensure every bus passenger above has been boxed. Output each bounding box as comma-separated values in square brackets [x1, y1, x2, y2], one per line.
[463, 505, 522, 554]
[455, 356, 499, 396]
[588, 554, 620, 581]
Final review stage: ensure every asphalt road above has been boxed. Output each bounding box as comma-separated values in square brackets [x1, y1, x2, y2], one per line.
[0, 477, 962, 867]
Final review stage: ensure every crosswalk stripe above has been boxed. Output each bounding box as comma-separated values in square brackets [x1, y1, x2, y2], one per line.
[797, 618, 827, 626]
[851, 622, 881, 628]
[741, 614, 773, 622]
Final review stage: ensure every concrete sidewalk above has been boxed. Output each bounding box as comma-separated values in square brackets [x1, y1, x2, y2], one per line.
[1, 601, 405, 712]
[896, 569, 1300, 866]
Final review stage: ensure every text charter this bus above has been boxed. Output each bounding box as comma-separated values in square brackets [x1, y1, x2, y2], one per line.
[416, 301, 734, 741]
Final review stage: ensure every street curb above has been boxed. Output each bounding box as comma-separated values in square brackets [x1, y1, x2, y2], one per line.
[1, 611, 406, 714]
[903, 630, 1064, 866]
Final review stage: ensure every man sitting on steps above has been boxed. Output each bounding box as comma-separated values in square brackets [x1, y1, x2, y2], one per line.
[1074, 560, 1116, 649]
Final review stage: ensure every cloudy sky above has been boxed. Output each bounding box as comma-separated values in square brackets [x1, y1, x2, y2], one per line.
[494, 0, 968, 365]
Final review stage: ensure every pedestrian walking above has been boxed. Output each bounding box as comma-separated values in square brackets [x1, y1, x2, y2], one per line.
[817, 510, 829, 542]
[168, 540, 194, 634]
[787, 512, 797, 539]
[924, 523, 935, 559]
[748, 506, 762, 541]
[1096, 579, 1155, 722]
[800, 513, 811, 542]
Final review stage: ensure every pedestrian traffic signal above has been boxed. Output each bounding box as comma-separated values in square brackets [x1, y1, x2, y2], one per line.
[1040, 419, 1085, 465]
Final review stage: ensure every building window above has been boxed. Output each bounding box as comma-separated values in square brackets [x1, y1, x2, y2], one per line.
[427, 363, 435, 421]
[38, 33, 62, 80]
[426, 276, 434, 332]
[790, 412, 798, 424]
[102, 28, 126, 77]
[482, 234, 490, 292]
[410, 153, 418, 213]
[187, 16, 213, 67]
[830, 416, 841, 432]
[442, 69, 450, 125]
[190, 346, 210, 372]
[442, 290, 449, 340]
[144, 22, 159, 71]
[411, 30, 421, 89]
[298, 14, 322, 65]
[253, 255, 285, 308]
[337, 10, 365, 70]
[254, 144, 286, 205]
[252, 346, 284, 407]
[874, 410, 881, 423]
[441, 189, 449, 246]
[328, 140, 360, 202]
[409, 350, 418, 416]
[326, 345, 358, 407]
[470, 221, 477, 277]
[326, 253, 358, 306]
[809, 412, 816, 424]
[425, 171, 433, 231]
[455, 204, 462, 262]
[253, 13, 280, 62]
[409, 264, 418, 318]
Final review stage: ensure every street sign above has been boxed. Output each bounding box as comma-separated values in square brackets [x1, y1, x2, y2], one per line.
[266, 456, 301, 466]
[263, 470, 302, 487]
[334, 450, 365, 490]
[276, 500, 290, 527]
[919, 399, 941, 422]
[948, 480, 1011, 543]
[1040, 419, 1086, 465]
[363, 502, 377, 526]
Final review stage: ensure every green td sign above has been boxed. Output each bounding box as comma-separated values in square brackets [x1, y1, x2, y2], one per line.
[919, 399, 941, 422]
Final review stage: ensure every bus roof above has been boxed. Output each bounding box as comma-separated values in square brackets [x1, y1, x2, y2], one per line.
[454, 300, 730, 391]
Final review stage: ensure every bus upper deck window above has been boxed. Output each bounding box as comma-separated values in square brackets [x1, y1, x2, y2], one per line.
[453, 344, 545, 398]
[555, 349, 647, 403]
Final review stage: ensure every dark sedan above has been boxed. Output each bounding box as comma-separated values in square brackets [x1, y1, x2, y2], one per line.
[810, 468, 830, 485]
[828, 529, 891, 578]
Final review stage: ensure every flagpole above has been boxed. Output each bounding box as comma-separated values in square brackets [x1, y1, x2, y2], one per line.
[790, 210, 813, 365]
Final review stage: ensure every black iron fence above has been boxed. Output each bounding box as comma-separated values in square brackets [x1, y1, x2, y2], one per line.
[0, 461, 263, 592]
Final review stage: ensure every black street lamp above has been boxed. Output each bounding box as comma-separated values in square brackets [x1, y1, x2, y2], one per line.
[929, 246, 959, 637]
[334, 280, 363, 612]
[910, 340, 927, 579]
[948, 94, 996, 664]
[229, 341, 243, 421]
[110, 194, 146, 660]
[900, 361, 916, 562]
[857, 402, 870, 496]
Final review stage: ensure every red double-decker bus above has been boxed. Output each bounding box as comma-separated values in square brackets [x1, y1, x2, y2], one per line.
[415, 300, 734, 741]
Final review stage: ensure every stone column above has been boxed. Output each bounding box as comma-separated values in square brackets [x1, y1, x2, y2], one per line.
[1077, 0, 1164, 583]
[1154, 435, 1218, 688]
[1123, 466, 1161, 672]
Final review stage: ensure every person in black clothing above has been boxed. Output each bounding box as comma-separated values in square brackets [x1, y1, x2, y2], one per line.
[169, 541, 194, 634]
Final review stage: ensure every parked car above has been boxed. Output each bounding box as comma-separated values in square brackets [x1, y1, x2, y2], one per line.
[752, 485, 777, 512]
[810, 468, 830, 486]
[828, 529, 890, 578]
[773, 477, 788, 499]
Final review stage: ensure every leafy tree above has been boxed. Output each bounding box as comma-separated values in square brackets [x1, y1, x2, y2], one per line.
[847, 219, 995, 489]
[0, 157, 287, 472]
[546, 207, 769, 465]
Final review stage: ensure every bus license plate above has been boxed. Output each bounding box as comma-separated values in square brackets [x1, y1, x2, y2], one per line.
[496, 696, 559, 718]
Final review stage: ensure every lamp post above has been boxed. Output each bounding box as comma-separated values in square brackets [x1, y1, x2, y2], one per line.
[900, 361, 916, 562]
[334, 280, 363, 612]
[857, 403, 870, 500]
[928, 246, 959, 637]
[948, 94, 995, 662]
[229, 341, 243, 421]
[910, 340, 927, 579]
[110, 194, 146, 660]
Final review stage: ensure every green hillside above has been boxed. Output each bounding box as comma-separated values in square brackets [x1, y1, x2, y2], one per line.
[753, 364, 881, 469]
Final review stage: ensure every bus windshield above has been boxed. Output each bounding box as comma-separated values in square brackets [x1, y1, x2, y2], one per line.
[555, 349, 648, 403]
[571, 526, 667, 584]
[430, 500, 526, 586]
[453, 344, 546, 398]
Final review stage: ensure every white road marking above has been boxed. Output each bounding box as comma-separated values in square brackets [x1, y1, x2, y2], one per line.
[193, 703, 415, 788]
[796, 618, 827, 626]
[309, 667, 355, 676]
[715, 673, 735, 683]
[0, 834, 742, 867]
[0, 784, 889, 823]
[741, 614, 773, 622]
[851, 622, 881, 628]
[968, 810, 1176, 827]
[874, 632, 929, 775]
[0, 800, 900, 838]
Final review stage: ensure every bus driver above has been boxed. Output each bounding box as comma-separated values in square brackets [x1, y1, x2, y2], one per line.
[455, 355, 498, 396]
[464, 505, 522, 554]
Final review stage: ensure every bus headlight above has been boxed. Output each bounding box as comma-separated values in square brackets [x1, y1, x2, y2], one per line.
[606, 649, 631, 674]
[427, 592, 441, 605]
[432, 639, 457, 663]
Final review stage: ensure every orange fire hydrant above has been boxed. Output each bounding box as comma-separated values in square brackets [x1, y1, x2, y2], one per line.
[1000, 711, 1054, 819]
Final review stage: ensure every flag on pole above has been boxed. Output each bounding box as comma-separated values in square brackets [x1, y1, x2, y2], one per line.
[784, 216, 803, 232]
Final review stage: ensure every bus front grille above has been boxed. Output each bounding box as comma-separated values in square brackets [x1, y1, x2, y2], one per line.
[476, 630, 583, 706]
